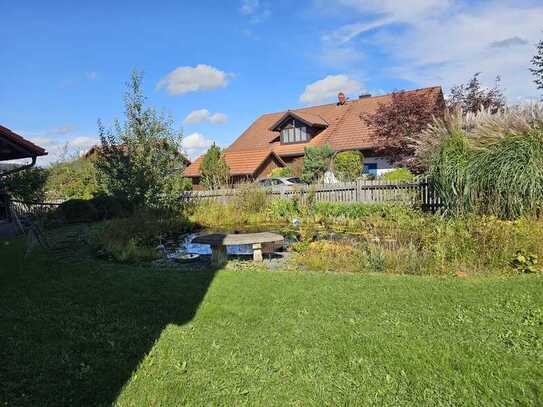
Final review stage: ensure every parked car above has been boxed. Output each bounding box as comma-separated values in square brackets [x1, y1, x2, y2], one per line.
[256, 176, 306, 189]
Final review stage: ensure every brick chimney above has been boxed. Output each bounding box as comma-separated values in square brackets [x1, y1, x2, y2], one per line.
[337, 92, 346, 105]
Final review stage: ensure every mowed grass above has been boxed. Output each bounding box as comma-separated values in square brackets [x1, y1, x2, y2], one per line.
[1, 237, 542, 406]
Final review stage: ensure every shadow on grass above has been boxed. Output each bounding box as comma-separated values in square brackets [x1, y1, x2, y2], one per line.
[0, 238, 217, 406]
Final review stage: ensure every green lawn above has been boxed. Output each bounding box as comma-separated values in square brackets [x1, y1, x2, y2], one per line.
[1, 235, 542, 406]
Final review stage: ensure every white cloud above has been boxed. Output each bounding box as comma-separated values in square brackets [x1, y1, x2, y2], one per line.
[322, 19, 394, 45]
[240, 0, 259, 15]
[29, 136, 53, 146]
[68, 136, 96, 148]
[11, 128, 98, 166]
[157, 64, 231, 96]
[318, 0, 543, 100]
[51, 125, 75, 135]
[319, 45, 364, 67]
[317, 0, 450, 22]
[489, 36, 529, 49]
[300, 74, 362, 104]
[183, 109, 228, 125]
[239, 0, 270, 23]
[181, 132, 215, 159]
[382, 3, 543, 100]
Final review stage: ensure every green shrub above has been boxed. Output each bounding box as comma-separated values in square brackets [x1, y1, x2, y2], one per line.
[90, 193, 126, 219]
[380, 168, 415, 182]
[46, 158, 102, 201]
[90, 209, 192, 263]
[268, 198, 300, 219]
[361, 244, 386, 273]
[269, 167, 293, 177]
[510, 251, 539, 273]
[232, 183, 269, 213]
[3, 167, 48, 202]
[313, 202, 416, 220]
[301, 144, 333, 183]
[59, 199, 99, 223]
[99, 237, 160, 263]
[292, 240, 363, 273]
[334, 151, 363, 181]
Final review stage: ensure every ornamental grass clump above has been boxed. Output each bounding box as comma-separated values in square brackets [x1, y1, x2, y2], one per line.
[421, 105, 543, 218]
[466, 130, 543, 218]
[429, 130, 472, 216]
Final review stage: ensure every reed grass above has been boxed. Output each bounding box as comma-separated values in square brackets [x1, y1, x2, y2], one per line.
[423, 105, 543, 218]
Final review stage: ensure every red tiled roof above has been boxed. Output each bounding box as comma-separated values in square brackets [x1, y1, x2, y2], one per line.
[269, 110, 328, 131]
[184, 86, 443, 176]
[184, 148, 285, 177]
[0, 125, 48, 161]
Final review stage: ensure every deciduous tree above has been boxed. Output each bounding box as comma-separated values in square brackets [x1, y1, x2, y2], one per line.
[2, 167, 48, 202]
[333, 150, 363, 181]
[95, 70, 187, 209]
[362, 89, 444, 171]
[447, 73, 505, 114]
[200, 143, 230, 189]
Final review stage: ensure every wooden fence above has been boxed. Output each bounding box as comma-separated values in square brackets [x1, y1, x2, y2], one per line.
[8, 200, 62, 221]
[183, 177, 443, 211]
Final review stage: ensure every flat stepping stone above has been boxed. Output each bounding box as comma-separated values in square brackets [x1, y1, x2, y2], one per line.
[192, 232, 284, 264]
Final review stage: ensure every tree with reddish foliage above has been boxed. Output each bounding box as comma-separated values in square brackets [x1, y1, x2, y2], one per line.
[362, 89, 445, 172]
[447, 73, 505, 114]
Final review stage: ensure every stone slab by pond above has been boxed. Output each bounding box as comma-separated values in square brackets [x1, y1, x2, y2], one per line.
[192, 232, 284, 264]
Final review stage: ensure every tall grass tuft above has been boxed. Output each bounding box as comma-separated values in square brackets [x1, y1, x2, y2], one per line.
[422, 104, 543, 218]
[429, 130, 472, 216]
[466, 130, 543, 218]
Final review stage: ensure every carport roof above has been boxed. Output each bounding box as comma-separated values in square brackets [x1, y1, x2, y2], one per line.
[0, 125, 47, 161]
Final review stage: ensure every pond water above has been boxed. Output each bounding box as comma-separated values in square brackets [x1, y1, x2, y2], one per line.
[166, 233, 253, 258]
[163, 223, 370, 261]
[165, 227, 299, 260]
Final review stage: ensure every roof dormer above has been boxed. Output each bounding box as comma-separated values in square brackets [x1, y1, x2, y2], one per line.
[269, 111, 328, 145]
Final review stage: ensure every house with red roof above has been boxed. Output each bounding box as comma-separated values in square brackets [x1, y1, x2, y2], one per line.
[184, 86, 444, 187]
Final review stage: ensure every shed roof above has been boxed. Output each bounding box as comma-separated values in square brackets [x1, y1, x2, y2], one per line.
[0, 125, 47, 161]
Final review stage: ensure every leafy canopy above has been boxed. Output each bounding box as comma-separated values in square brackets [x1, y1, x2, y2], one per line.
[95, 70, 187, 209]
[1, 167, 48, 202]
[46, 158, 102, 201]
[200, 143, 230, 189]
[362, 89, 444, 172]
[269, 166, 293, 177]
[447, 73, 505, 115]
[333, 150, 363, 181]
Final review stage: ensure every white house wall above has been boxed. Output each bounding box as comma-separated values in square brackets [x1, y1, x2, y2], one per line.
[364, 156, 394, 176]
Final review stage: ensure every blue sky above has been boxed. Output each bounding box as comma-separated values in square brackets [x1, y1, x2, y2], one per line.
[2, 0, 542, 164]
